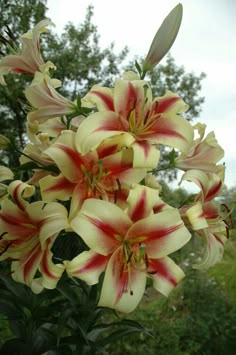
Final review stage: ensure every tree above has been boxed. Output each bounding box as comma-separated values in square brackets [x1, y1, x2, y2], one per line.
[44, 5, 128, 99]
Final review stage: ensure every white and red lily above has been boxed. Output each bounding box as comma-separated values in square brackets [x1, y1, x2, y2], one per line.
[180, 170, 227, 269]
[175, 123, 224, 174]
[25, 71, 77, 130]
[0, 180, 69, 292]
[39, 130, 147, 219]
[180, 169, 224, 203]
[67, 184, 191, 313]
[0, 20, 54, 85]
[76, 77, 193, 168]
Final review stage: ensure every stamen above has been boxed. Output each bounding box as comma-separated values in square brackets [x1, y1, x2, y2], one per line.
[116, 178, 121, 191]
[127, 251, 133, 264]
[0, 241, 12, 256]
[0, 232, 7, 240]
[114, 190, 117, 204]
[144, 253, 149, 268]
[143, 111, 150, 125]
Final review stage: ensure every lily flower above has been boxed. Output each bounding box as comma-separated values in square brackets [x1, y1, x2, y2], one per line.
[68, 185, 191, 313]
[180, 169, 224, 203]
[185, 201, 227, 269]
[25, 71, 77, 128]
[0, 180, 69, 292]
[39, 130, 148, 219]
[175, 123, 225, 173]
[76, 78, 193, 168]
[180, 170, 227, 269]
[19, 133, 57, 185]
[0, 19, 54, 85]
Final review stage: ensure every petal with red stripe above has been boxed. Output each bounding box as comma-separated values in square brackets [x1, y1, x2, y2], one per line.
[148, 256, 185, 296]
[98, 247, 146, 313]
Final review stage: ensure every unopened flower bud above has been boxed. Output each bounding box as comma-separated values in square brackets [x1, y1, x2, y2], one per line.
[143, 3, 183, 73]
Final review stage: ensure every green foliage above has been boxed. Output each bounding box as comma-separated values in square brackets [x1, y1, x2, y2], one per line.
[0, 271, 147, 354]
[209, 239, 236, 307]
[104, 270, 236, 355]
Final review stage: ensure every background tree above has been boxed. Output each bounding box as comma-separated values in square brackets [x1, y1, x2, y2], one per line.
[45, 5, 128, 99]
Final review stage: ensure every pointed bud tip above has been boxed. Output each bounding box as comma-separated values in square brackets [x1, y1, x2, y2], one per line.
[142, 2, 183, 72]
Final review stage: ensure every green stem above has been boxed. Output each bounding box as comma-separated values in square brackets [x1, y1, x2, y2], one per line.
[148, 163, 174, 174]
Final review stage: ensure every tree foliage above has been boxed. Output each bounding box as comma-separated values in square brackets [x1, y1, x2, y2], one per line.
[45, 5, 128, 99]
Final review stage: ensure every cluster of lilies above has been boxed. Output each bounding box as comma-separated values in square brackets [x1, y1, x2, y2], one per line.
[0, 5, 227, 313]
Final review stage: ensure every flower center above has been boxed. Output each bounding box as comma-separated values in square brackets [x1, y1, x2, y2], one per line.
[82, 160, 119, 201]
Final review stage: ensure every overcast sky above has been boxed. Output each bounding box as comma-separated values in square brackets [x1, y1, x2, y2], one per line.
[47, 0, 236, 188]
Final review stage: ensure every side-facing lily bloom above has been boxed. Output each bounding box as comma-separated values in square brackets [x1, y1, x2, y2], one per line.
[25, 70, 77, 130]
[67, 184, 191, 313]
[39, 130, 148, 220]
[180, 169, 224, 203]
[185, 200, 227, 269]
[0, 20, 54, 85]
[175, 123, 224, 173]
[180, 169, 227, 269]
[0, 180, 69, 292]
[19, 133, 57, 185]
[76, 76, 193, 168]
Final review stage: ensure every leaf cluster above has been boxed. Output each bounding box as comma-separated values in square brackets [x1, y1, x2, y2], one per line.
[0, 270, 149, 354]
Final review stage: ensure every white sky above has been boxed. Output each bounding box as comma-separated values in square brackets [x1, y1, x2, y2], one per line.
[47, 0, 236, 188]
